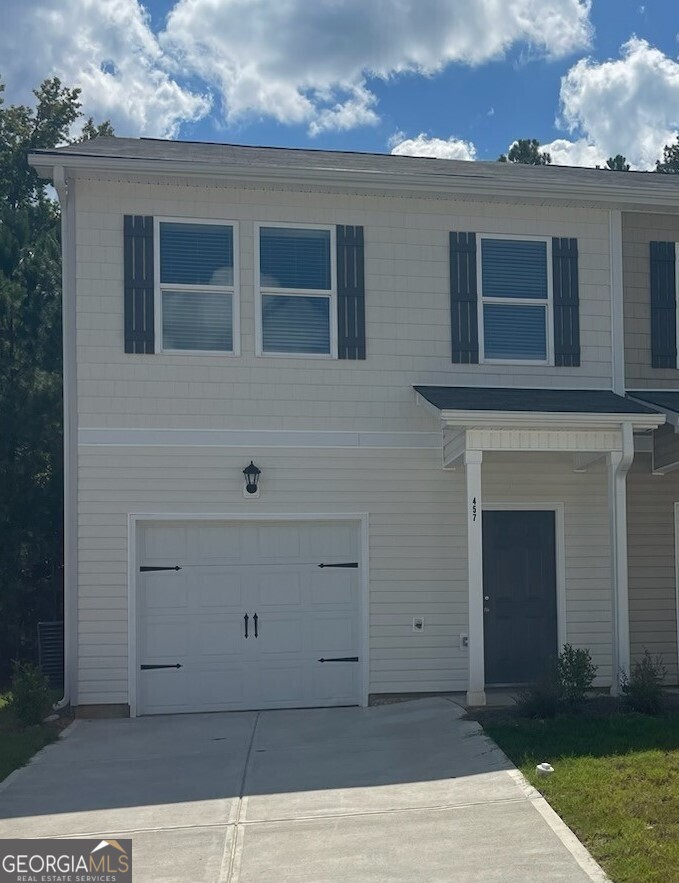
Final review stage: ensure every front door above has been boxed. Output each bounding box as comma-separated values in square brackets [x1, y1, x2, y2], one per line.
[482, 510, 558, 685]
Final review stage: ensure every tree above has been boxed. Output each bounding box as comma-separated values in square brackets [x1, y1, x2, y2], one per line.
[498, 139, 552, 165]
[0, 77, 112, 681]
[604, 154, 630, 171]
[655, 136, 679, 173]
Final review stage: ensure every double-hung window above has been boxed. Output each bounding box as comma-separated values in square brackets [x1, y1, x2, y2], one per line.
[479, 236, 552, 364]
[156, 219, 238, 354]
[257, 224, 336, 356]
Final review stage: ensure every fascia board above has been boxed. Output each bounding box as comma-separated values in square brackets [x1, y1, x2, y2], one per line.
[26, 152, 679, 210]
[439, 410, 665, 430]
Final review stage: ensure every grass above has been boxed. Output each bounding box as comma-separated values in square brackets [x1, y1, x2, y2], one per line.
[485, 712, 679, 883]
[0, 691, 61, 783]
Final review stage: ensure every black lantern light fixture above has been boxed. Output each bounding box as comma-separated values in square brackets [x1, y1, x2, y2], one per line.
[243, 461, 261, 496]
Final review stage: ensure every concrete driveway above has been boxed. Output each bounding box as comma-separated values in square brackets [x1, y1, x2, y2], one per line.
[0, 698, 606, 882]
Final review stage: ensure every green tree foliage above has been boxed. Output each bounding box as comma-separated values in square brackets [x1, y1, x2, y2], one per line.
[655, 136, 679, 173]
[604, 154, 630, 171]
[0, 77, 112, 681]
[498, 139, 552, 165]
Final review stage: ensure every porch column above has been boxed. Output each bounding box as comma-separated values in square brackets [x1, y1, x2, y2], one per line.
[465, 449, 486, 706]
[608, 423, 634, 694]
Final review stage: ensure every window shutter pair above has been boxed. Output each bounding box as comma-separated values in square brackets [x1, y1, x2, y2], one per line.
[649, 241, 676, 368]
[449, 233, 581, 366]
[123, 216, 366, 359]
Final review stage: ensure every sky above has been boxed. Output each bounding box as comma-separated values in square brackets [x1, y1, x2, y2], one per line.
[1, 1, 679, 169]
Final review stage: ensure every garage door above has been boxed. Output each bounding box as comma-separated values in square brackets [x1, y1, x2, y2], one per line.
[136, 520, 361, 715]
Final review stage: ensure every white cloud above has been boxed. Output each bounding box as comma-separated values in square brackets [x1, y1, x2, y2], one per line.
[161, 0, 592, 134]
[390, 133, 477, 161]
[541, 137, 607, 167]
[553, 38, 679, 169]
[0, 0, 210, 138]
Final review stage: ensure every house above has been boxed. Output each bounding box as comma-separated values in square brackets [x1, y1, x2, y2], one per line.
[27, 139, 679, 717]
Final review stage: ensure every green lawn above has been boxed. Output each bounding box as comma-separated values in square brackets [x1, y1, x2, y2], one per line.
[485, 713, 679, 883]
[0, 693, 60, 783]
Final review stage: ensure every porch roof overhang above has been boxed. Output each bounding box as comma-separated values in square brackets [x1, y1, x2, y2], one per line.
[414, 386, 664, 468]
[627, 391, 679, 474]
[627, 390, 679, 428]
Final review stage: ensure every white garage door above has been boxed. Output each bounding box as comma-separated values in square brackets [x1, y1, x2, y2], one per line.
[136, 520, 361, 715]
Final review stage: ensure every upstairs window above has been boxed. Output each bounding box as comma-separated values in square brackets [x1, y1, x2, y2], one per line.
[157, 220, 238, 354]
[257, 225, 336, 356]
[479, 237, 552, 364]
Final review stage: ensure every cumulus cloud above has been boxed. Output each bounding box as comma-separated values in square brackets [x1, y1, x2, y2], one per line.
[552, 38, 679, 169]
[390, 133, 477, 161]
[540, 137, 607, 167]
[0, 0, 210, 138]
[161, 0, 592, 134]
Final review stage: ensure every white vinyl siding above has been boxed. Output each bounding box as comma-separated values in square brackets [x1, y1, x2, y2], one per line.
[74, 179, 613, 431]
[256, 224, 337, 357]
[155, 218, 239, 355]
[478, 235, 553, 365]
[626, 454, 679, 683]
[76, 447, 613, 705]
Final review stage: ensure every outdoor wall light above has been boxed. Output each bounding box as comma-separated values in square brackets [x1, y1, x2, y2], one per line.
[243, 461, 261, 497]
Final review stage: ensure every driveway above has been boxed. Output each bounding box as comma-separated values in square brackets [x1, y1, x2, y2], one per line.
[0, 698, 606, 882]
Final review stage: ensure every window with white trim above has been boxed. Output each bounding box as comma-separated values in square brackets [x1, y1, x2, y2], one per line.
[157, 220, 237, 354]
[479, 236, 552, 363]
[257, 225, 335, 356]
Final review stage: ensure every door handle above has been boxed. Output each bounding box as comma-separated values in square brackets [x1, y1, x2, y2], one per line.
[253, 613, 259, 638]
[244, 613, 249, 638]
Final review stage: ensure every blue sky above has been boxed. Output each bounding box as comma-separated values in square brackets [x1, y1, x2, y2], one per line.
[2, 1, 679, 168]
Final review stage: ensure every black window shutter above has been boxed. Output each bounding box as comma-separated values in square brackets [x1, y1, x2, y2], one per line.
[552, 237, 580, 367]
[124, 215, 155, 354]
[336, 225, 365, 359]
[449, 232, 478, 364]
[650, 241, 677, 369]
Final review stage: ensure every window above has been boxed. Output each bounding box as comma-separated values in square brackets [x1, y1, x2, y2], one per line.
[156, 220, 238, 354]
[257, 225, 336, 356]
[479, 237, 552, 363]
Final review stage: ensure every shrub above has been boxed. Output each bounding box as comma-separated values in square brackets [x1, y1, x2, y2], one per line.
[557, 644, 597, 708]
[8, 661, 51, 726]
[621, 651, 666, 715]
[515, 663, 561, 718]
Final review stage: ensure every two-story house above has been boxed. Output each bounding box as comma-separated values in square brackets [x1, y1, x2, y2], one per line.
[28, 139, 679, 717]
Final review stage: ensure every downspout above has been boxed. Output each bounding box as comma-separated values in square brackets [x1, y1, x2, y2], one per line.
[609, 421, 634, 694]
[53, 166, 77, 711]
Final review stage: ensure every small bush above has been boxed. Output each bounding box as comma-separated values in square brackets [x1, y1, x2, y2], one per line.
[8, 661, 51, 726]
[515, 664, 561, 718]
[557, 644, 597, 708]
[621, 651, 666, 715]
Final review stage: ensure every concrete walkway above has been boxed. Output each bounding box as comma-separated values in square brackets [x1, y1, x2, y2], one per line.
[0, 698, 607, 882]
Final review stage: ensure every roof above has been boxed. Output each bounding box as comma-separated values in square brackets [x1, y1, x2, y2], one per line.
[27, 137, 679, 204]
[414, 386, 660, 415]
[627, 390, 679, 415]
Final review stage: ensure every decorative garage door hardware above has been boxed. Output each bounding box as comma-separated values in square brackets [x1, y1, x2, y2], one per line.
[318, 562, 358, 568]
[140, 663, 183, 670]
[318, 657, 359, 663]
[140, 565, 182, 572]
[243, 613, 260, 638]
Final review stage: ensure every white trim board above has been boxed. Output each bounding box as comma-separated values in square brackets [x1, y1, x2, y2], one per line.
[483, 502, 568, 656]
[80, 428, 442, 448]
[127, 512, 370, 717]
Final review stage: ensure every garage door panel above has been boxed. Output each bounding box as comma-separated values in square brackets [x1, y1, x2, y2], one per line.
[192, 571, 245, 610]
[257, 572, 303, 607]
[143, 572, 187, 610]
[311, 572, 355, 607]
[311, 615, 356, 652]
[142, 524, 187, 562]
[137, 520, 360, 714]
[141, 618, 189, 658]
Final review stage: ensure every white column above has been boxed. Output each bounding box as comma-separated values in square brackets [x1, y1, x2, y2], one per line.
[608, 423, 634, 695]
[465, 449, 486, 706]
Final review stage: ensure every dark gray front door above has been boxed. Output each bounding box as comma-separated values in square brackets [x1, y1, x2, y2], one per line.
[482, 510, 558, 685]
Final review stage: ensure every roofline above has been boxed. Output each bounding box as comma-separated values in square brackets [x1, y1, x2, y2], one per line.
[627, 393, 679, 428]
[26, 149, 679, 210]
